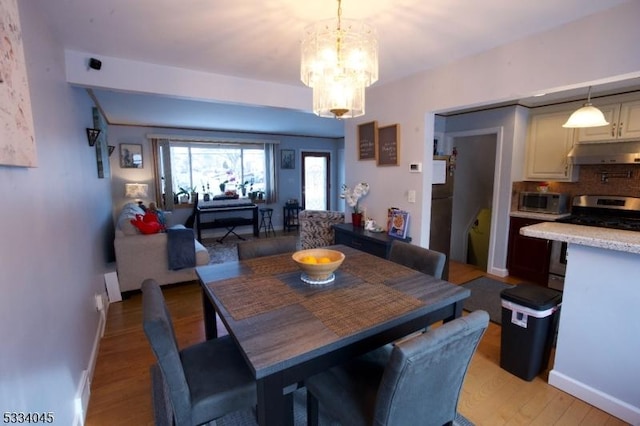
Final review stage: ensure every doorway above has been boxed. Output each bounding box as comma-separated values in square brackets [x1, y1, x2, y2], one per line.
[450, 134, 497, 270]
[301, 152, 330, 210]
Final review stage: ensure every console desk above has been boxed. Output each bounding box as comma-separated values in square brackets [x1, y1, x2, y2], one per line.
[333, 223, 411, 259]
[196, 203, 259, 242]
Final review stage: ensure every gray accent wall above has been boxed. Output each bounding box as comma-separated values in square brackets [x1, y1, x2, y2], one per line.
[0, 3, 113, 424]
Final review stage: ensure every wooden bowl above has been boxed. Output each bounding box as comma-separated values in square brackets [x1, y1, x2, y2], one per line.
[291, 249, 345, 281]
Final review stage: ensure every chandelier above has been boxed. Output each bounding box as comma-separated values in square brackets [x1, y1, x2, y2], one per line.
[301, 0, 378, 119]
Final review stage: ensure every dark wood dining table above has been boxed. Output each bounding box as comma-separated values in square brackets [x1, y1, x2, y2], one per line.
[196, 245, 470, 426]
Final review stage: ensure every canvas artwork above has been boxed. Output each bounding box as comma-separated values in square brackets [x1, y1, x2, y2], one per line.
[0, 0, 37, 167]
[281, 149, 295, 169]
[120, 143, 143, 168]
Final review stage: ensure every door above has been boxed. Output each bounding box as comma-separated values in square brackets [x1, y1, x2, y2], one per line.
[301, 152, 330, 210]
[450, 134, 496, 268]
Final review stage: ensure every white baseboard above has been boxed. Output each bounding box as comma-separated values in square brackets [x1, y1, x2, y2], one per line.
[488, 266, 508, 277]
[73, 307, 106, 426]
[549, 369, 640, 425]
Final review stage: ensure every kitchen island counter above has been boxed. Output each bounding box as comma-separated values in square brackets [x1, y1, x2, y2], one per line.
[521, 221, 640, 254]
[520, 222, 640, 425]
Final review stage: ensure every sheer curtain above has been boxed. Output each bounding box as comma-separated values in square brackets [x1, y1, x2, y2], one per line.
[150, 136, 278, 210]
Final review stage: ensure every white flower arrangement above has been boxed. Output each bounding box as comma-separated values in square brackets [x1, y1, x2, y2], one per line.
[340, 182, 370, 214]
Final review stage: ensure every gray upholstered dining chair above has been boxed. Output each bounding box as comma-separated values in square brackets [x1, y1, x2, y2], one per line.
[141, 279, 256, 426]
[299, 210, 345, 249]
[305, 310, 489, 426]
[388, 239, 446, 279]
[237, 235, 299, 260]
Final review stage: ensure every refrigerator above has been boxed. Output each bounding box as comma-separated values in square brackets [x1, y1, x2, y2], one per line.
[430, 156, 454, 280]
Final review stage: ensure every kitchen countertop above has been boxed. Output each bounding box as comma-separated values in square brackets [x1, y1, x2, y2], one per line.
[520, 222, 640, 254]
[509, 211, 571, 221]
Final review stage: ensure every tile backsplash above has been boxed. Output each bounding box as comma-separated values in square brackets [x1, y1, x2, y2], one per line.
[512, 164, 640, 210]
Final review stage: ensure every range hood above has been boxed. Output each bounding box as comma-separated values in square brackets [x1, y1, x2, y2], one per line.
[567, 141, 640, 165]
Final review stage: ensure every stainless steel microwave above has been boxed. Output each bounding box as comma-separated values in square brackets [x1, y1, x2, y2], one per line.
[518, 192, 569, 214]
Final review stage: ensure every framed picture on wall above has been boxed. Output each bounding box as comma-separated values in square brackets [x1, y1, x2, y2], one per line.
[281, 149, 295, 169]
[357, 121, 377, 160]
[120, 143, 143, 168]
[377, 124, 400, 166]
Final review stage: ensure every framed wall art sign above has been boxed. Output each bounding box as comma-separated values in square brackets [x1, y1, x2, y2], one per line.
[377, 124, 400, 166]
[281, 149, 295, 169]
[357, 121, 377, 160]
[120, 143, 143, 168]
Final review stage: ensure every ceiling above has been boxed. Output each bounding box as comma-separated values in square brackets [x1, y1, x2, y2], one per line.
[36, 0, 635, 137]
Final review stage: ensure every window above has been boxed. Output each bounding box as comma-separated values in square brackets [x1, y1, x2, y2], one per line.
[153, 138, 277, 209]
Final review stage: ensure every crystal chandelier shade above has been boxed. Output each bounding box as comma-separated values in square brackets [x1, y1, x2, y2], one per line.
[312, 77, 365, 119]
[300, 0, 378, 119]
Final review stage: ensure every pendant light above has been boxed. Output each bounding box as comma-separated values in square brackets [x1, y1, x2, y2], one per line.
[300, 0, 378, 119]
[562, 86, 609, 128]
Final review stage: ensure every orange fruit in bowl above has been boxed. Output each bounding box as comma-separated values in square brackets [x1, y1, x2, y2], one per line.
[292, 249, 346, 282]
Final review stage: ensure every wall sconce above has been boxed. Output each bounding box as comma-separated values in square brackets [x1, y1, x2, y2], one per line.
[125, 183, 149, 207]
[86, 128, 101, 146]
[108, 145, 115, 156]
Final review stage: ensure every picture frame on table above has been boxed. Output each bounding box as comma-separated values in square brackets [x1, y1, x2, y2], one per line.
[388, 209, 410, 239]
[120, 143, 143, 168]
[281, 149, 295, 169]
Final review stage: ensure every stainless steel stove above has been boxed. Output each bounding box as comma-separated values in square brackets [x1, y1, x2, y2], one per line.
[549, 195, 640, 291]
[557, 195, 640, 231]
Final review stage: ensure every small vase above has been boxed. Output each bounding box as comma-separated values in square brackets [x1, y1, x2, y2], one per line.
[351, 213, 363, 228]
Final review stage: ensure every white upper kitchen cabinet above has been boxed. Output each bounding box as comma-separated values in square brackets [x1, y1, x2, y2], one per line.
[577, 94, 640, 143]
[524, 108, 578, 182]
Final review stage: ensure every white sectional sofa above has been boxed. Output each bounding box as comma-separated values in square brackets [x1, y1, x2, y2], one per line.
[114, 203, 210, 292]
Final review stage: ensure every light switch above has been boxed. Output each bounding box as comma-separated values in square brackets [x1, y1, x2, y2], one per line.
[408, 190, 416, 203]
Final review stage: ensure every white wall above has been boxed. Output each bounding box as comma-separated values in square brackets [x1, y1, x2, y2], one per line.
[0, 3, 113, 424]
[343, 0, 640, 251]
[65, 49, 312, 112]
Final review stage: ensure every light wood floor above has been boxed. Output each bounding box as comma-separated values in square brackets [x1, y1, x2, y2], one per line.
[85, 261, 627, 425]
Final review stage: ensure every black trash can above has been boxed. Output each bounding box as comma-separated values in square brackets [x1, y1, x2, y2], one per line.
[500, 284, 562, 381]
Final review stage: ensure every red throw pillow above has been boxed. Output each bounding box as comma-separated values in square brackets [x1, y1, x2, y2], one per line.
[143, 211, 159, 223]
[130, 214, 161, 234]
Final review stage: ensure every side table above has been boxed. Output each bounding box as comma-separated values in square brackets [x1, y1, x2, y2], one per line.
[283, 203, 301, 232]
[332, 223, 412, 259]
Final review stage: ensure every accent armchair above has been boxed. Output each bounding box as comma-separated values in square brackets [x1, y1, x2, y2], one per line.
[299, 210, 345, 249]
